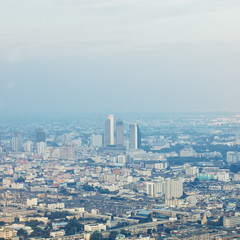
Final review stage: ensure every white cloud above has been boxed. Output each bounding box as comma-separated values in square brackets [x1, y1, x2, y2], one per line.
[0, 0, 239, 60]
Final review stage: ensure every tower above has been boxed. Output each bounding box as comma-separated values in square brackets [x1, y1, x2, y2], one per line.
[104, 114, 114, 146]
[35, 127, 46, 154]
[129, 123, 141, 149]
[35, 127, 46, 143]
[165, 178, 183, 200]
[116, 119, 124, 146]
[12, 132, 23, 152]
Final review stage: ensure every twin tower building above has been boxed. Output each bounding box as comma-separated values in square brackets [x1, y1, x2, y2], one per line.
[104, 114, 141, 150]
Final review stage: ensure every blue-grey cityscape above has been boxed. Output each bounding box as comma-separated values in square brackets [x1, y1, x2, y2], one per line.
[1, 113, 240, 239]
[1, 0, 240, 239]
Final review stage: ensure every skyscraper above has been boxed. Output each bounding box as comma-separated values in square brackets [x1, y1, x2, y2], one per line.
[165, 178, 183, 200]
[12, 132, 23, 152]
[104, 114, 114, 146]
[35, 127, 46, 143]
[116, 119, 124, 146]
[129, 123, 141, 149]
[91, 134, 103, 147]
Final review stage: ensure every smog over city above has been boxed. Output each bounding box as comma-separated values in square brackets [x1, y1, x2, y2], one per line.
[1, 1, 240, 240]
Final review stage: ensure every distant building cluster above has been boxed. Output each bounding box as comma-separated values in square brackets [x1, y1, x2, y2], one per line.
[0, 114, 240, 239]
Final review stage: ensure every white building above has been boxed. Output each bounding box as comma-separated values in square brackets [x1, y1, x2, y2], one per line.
[129, 123, 141, 150]
[91, 209, 99, 215]
[91, 134, 103, 147]
[84, 223, 106, 232]
[12, 132, 23, 152]
[24, 141, 33, 152]
[50, 230, 65, 238]
[227, 151, 240, 164]
[117, 155, 126, 164]
[186, 166, 199, 176]
[165, 178, 183, 200]
[217, 172, 230, 182]
[180, 147, 196, 157]
[224, 216, 240, 228]
[36, 141, 46, 154]
[26, 198, 38, 207]
[104, 114, 114, 146]
[0, 227, 17, 239]
[146, 181, 165, 196]
[48, 203, 65, 210]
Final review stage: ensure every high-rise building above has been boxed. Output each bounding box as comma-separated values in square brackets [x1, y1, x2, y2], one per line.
[129, 123, 141, 149]
[24, 141, 33, 152]
[36, 142, 46, 154]
[146, 182, 155, 196]
[12, 132, 23, 152]
[35, 127, 46, 143]
[165, 178, 183, 200]
[91, 134, 103, 147]
[146, 182, 165, 196]
[227, 151, 240, 164]
[116, 119, 124, 146]
[104, 114, 114, 146]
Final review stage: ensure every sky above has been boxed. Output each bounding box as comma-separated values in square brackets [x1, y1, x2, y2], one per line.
[0, 0, 240, 116]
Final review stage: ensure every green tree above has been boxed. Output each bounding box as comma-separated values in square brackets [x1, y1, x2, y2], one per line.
[120, 229, 131, 237]
[90, 231, 104, 240]
[29, 227, 44, 238]
[147, 228, 152, 235]
[46, 211, 70, 220]
[17, 229, 28, 240]
[16, 176, 25, 183]
[25, 220, 39, 228]
[64, 218, 84, 235]
[109, 231, 118, 240]
[164, 228, 171, 234]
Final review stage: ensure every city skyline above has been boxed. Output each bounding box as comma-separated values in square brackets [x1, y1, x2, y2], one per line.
[0, 0, 240, 238]
[1, 112, 240, 238]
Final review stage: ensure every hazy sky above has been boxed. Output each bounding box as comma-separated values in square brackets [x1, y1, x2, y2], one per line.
[1, 0, 240, 115]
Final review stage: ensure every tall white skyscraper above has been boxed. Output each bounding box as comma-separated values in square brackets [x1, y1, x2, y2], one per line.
[165, 178, 183, 200]
[129, 123, 141, 149]
[104, 114, 114, 146]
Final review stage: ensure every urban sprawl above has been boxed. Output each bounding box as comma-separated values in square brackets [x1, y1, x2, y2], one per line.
[1, 113, 240, 240]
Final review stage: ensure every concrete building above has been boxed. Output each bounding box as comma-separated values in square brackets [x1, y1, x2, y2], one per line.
[26, 198, 38, 207]
[12, 132, 22, 152]
[36, 141, 46, 154]
[224, 216, 240, 228]
[227, 151, 240, 164]
[186, 166, 199, 176]
[0, 227, 17, 239]
[35, 127, 46, 143]
[104, 114, 114, 146]
[84, 223, 106, 232]
[180, 147, 196, 157]
[91, 134, 103, 147]
[129, 123, 141, 150]
[24, 141, 33, 152]
[116, 119, 124, 146]
[146, 181, 165, 196]
[165, 178, 183, 200]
